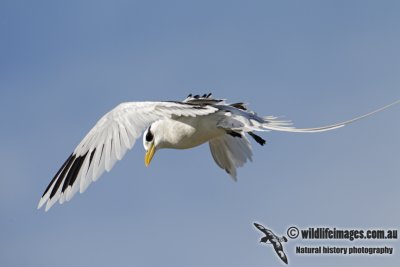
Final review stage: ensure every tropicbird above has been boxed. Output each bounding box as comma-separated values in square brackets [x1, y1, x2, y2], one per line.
[37, 93, 400, 211]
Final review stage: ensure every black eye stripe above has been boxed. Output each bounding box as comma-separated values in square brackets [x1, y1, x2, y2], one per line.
[145, 128, 153, 142]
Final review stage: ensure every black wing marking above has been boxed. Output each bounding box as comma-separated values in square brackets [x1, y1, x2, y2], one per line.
[230, 102, 247, 110]
[62, 152, 88, 193]
[254, 222, 269, 235]
[182, 93, 224, 105]
[226, 130, 242, 138]
[41, 153, 73, 198]
[273, 245, 288, 264]
[248, 132, 266, 146]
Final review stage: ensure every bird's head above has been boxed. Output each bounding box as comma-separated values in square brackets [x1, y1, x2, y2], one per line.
[260, 236, 269, 243]
[143, 124, 158, 167]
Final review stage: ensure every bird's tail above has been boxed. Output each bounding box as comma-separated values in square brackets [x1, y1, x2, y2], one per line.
[261, 99, 400, 133]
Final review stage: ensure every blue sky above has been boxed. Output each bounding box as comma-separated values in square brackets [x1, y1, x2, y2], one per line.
[1, 1, 400, 266]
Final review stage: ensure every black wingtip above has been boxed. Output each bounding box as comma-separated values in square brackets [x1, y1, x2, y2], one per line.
[254, 222, 263, 229]
[49, 154, 76, 199]
[41, 153, 74, 198]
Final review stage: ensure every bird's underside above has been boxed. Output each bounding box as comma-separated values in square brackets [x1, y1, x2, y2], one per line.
[37, 93, 400, 211]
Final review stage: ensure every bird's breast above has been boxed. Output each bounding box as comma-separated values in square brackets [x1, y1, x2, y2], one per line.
[158, 116, 225, 149]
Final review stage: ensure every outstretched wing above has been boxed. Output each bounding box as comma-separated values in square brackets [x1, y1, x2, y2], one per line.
[254, 223, 270, 235]
[38, 101, 217, 211]
[273, 244, 288, 264]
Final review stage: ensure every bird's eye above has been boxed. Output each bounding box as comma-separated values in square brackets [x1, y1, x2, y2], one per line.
[145, 130, 154, 142]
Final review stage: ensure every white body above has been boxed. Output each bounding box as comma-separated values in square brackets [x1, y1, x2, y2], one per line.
[155, 115, 226, 149]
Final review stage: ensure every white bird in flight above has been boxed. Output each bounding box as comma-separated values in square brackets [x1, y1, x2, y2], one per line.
[38, 93, 400, 211]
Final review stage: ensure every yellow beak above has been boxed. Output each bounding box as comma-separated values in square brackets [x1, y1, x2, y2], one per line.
[144, 142, 156, 167]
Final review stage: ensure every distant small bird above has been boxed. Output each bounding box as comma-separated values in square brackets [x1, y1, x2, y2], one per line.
[254, 223, 289, 264]
[37, 93, 400, 211]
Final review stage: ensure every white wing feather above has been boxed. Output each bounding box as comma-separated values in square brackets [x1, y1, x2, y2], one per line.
[209, 134, 253, 180]
[38, 101, 217, 211]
